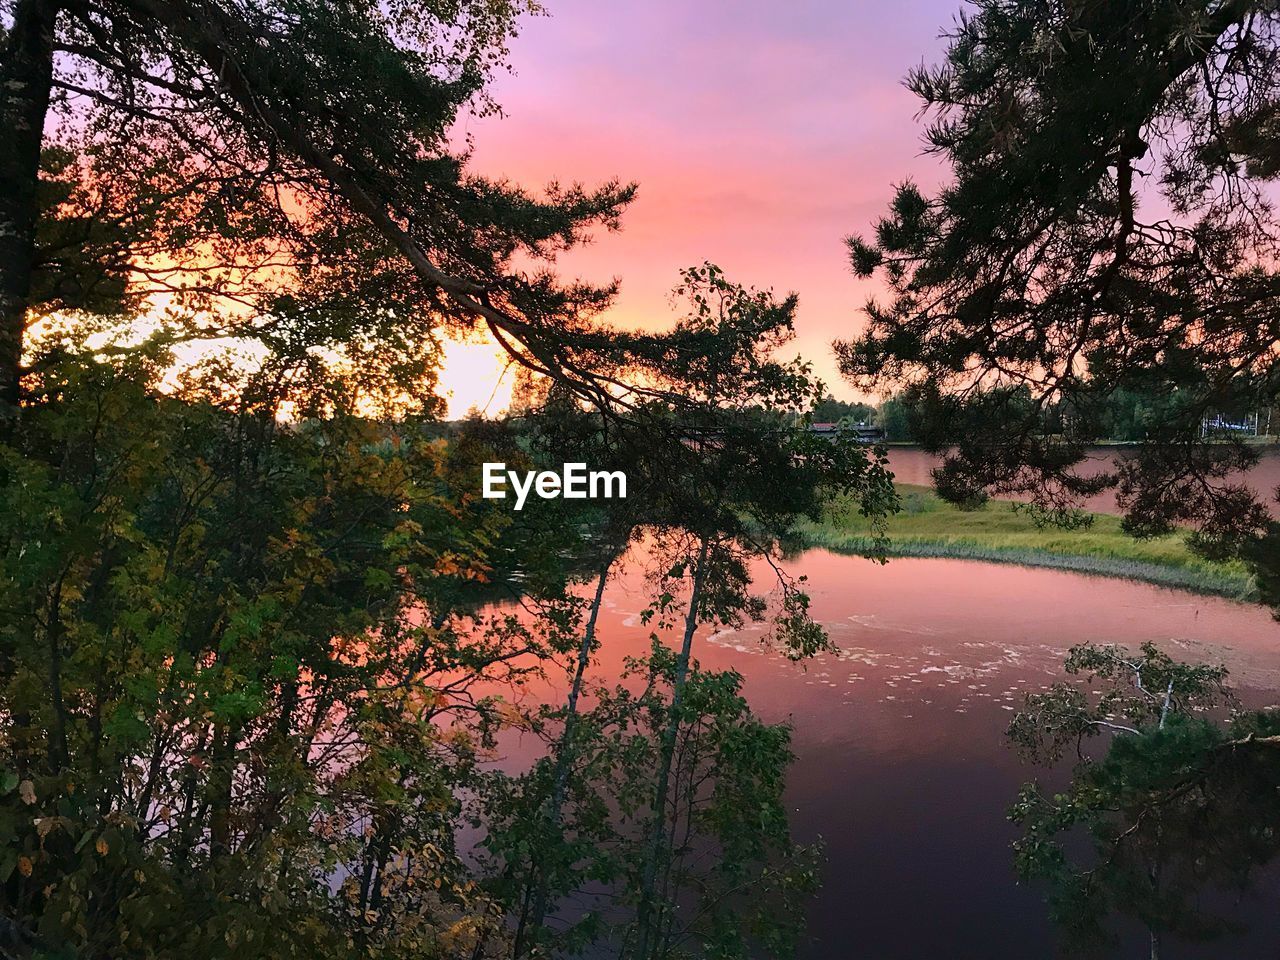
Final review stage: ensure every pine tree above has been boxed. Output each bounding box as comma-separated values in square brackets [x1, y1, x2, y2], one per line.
[838, 0, 1280, 563]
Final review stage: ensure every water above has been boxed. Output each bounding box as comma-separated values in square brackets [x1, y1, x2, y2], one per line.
[884, 446, 1280, 516]
[527, 551, 1280, 959]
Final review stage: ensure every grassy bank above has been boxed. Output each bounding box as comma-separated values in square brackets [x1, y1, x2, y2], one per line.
[796, 485, 1256, 600]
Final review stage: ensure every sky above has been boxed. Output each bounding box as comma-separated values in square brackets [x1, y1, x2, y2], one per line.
[439, 0, 962, 416]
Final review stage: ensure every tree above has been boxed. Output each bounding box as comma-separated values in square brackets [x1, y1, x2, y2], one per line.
[809, 395, 875, 424]
[0, 254, 894, 958]
[874, 393, 914, 442]
[4, 0, 907, 949]
[1089, 387, 1170, 443]
[837, 0, 1280, 555]
[839, 7, 1280, 953]
[1, 0, 754, 430]
[480, 393, 642, 957]
[0, 344, 583, 957]
[472, 265, 896, 960]
[600, 648, 822, 960]
[613, 266, 892, 960]
[1008, 643, 1280, 958]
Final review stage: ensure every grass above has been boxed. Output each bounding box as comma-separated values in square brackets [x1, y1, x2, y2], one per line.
[794, 484, 1256, 600]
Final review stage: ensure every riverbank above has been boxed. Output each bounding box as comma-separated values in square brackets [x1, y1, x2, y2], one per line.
[797, 485, 1256, 600]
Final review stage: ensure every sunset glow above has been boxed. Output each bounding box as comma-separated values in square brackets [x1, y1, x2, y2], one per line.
[438, 333, 516, 417]
[437, 0, 957, 409]
[12, 0, 1280, 955]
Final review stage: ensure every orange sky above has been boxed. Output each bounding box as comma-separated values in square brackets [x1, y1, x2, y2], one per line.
[437, 0, 957, 416]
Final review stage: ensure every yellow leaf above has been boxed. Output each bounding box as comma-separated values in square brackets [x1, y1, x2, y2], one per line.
[95, 837, 109, 856]
[17, 857, 32, 878]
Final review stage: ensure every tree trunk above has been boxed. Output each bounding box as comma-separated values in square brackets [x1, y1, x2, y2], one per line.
[632, 534, 710, 960]
[207, 723, 238, 858]
[44, 575, 70, 769]
[515, 555, 614, 955]
[0, 0, 58, 425]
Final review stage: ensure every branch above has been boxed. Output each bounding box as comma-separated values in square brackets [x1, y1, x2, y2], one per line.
[114, 0, 648, 415]
[1087, 719, 1141, 736]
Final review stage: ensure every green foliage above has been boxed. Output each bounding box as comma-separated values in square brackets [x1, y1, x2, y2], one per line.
[482, 647, 819, 960]
[0, 260, 886, 960]
[838, 0, 1280, 580]
[874, 394, 913, 442]
[1008, 644, 1280, 954]
[468, 267, 894, 960]
[0, 349, 570, 957]
[1088, 388, 1186, 444]
[809, 395, 875, 425]
[1008, 643, 1231, 764]
[1, 0, 901, 951]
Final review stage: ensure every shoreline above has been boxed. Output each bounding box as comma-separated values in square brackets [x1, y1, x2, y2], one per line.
[798, 485, 1257, 601]
[801, 535, 1255, 600]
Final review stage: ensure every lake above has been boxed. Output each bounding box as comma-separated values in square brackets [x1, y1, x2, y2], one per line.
[523, 550, 1280, 959]
[883, 446, 1280, 517]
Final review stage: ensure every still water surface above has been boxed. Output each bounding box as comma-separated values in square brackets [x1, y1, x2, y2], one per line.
[884, 446, 1280, 516]
[527, 551, 1280, 959]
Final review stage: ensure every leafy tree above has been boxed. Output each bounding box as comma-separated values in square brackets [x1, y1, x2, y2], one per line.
[2, 0, 754, 430]
[837, 0, 1280, 557]
[473, 266, 895, 960]
[838, 13, 1280, 953]
[0, 259, 893, 959]
[605, 648, 822, 960]
[809, 395, 875, 424]
[874, 393, 914, 442]
[0, 346, 564, 956]
[3, 0, 903, 951]
[478, 393, 643, 956]
[1087, 388, 1183, 444]
[614, 266, 892, 960]
[1009, 644, 1280, 958]
[479, 646, 821, 960]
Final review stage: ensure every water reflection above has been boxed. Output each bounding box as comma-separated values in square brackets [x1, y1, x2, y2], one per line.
[884, 447, 1280, 518]
[528, 551, 1280, 958]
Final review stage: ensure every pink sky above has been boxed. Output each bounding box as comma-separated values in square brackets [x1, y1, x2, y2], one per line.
[444, 1, 961, 414]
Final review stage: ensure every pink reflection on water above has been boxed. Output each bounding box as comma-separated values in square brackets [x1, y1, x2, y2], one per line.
[506, 550, 1280, 958]
[884, 446, 1280, 516]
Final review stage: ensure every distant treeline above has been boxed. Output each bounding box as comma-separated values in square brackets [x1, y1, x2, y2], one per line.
[808, 390, 1280, 445]
[808, 395, 916, 443]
